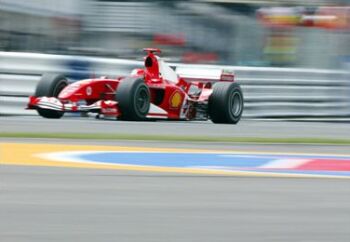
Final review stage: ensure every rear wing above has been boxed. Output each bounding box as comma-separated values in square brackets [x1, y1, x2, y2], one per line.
[175, 66, 235, 83]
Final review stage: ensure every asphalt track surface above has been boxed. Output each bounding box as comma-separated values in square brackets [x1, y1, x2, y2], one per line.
[1, 116, 350, 139]
[1, 164, 350, 242]
[1, 116, 350, 242]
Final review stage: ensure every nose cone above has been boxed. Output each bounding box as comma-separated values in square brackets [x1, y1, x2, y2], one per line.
[58, 80, 92, 99]
[58, 85, 76, 99]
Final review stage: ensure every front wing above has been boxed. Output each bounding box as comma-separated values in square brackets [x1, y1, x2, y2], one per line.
[27, 96, 120, 116]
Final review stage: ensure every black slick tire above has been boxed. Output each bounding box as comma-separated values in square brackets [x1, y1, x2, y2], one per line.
[115, 77, 150, 121]
[35, 73, 68, 119]
[208, 82, 244, 124]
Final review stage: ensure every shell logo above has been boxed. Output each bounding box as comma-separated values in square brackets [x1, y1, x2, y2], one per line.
[170, 92, 182, 108]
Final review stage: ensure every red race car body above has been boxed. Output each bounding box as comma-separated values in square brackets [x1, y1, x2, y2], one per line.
[28, 48, 244, 124]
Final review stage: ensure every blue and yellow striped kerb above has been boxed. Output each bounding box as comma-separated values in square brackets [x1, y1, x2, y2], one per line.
[2, 143, 350, 178]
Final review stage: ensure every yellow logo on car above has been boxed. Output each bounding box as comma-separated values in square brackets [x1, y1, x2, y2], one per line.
[170, 92, 182, 108]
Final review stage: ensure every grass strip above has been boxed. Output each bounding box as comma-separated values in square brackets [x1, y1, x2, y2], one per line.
[1, 132, 350, 145]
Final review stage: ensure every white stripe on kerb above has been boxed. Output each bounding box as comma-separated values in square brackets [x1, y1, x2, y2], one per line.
[259, 159, 311, 169]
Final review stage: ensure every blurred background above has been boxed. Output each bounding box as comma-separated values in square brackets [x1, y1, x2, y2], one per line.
[1, 0, 350, 69]
[2, 0, 350, 118]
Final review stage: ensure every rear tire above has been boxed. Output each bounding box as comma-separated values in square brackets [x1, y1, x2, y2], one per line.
[35, 73, 68, 119]
[115, 77, 150, 121]
[208, 82, 244, 124]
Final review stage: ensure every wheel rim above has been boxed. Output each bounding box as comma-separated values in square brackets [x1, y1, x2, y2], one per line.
[135, 87, 149, 113]
[229, 91, 242, 117]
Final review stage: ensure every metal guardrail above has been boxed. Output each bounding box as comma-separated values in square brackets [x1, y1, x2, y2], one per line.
[1, 51, 350, 118]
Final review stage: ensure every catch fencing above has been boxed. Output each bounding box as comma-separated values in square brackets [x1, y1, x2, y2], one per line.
[1, 51, 350, 118]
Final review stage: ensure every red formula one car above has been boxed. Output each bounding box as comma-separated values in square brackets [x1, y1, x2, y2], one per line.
[27, 48, 244, 124]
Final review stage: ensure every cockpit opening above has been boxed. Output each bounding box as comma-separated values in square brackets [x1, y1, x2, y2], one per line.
[145, 56, 153, 67]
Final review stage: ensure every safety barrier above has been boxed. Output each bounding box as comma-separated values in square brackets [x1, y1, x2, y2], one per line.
[1, 51, 350, 118]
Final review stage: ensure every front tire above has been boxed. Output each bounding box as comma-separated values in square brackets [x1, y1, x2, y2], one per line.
[208, 82, 244, 124]
[35, 73, 68, 119]
[115, 77, 150, 121]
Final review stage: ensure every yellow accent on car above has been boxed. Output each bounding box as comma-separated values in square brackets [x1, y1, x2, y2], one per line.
[170, 92, 182, 108]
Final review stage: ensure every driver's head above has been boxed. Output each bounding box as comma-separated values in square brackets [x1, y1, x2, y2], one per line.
[144, 55, 160, 79]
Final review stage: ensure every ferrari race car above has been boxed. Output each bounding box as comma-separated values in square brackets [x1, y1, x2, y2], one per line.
[27, 48, 244, 124]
